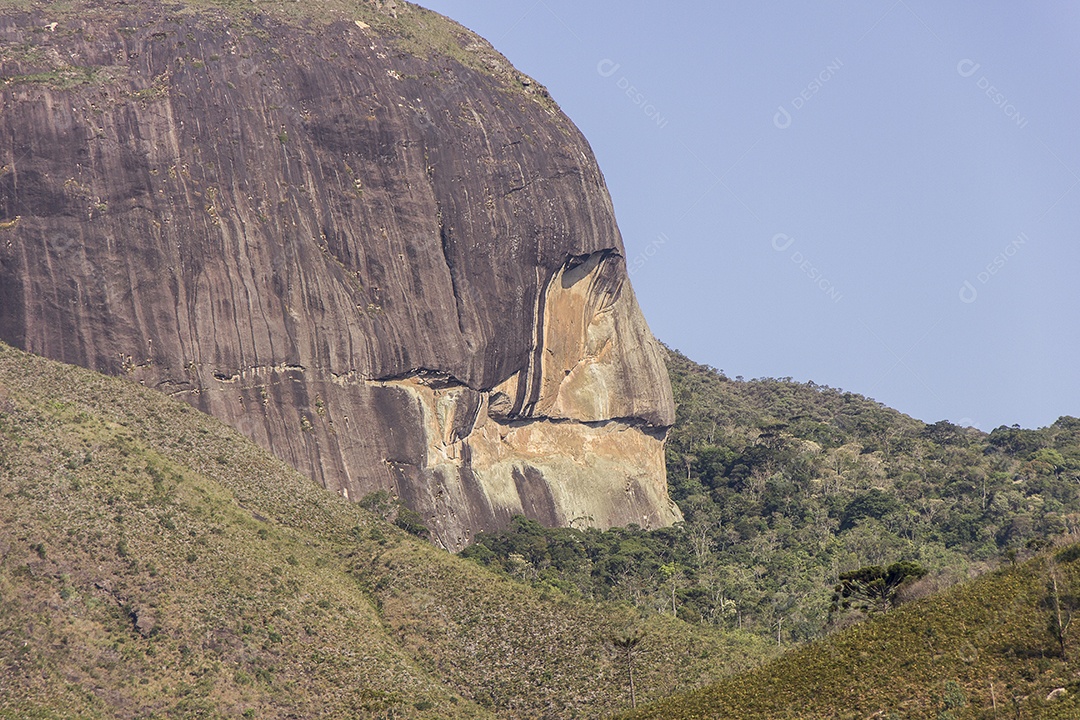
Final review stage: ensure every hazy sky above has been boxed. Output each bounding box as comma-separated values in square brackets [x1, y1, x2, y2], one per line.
[417, 1, 1080, 432]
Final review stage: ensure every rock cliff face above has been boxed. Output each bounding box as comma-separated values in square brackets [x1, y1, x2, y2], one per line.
[0, 0, 680, 548]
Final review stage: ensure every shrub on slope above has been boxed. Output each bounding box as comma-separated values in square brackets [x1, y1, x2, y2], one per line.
[624, 545, 1080, 719]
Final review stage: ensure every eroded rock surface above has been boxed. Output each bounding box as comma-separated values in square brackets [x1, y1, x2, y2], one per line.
[0, 0, 680, 547]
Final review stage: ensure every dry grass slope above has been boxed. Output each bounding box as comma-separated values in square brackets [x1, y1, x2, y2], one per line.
[0, 342, 768, 719]
[624, 544, 1080, 719]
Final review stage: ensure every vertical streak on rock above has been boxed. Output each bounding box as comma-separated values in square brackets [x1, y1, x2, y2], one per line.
[0, 3, 679, 545]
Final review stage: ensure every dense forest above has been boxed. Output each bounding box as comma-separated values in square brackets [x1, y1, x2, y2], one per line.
[462, 348, 1080, 641]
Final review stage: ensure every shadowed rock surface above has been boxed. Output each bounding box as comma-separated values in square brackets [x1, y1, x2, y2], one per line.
[0, 0, 679, 548]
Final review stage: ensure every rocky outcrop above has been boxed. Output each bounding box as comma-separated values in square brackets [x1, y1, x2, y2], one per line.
[0, 0, 680, 548]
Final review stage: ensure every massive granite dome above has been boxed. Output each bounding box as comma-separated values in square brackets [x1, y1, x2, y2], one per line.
[0, 0, 680, 548]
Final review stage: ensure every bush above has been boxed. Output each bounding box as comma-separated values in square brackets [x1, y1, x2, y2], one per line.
[394, 506, 429, 539]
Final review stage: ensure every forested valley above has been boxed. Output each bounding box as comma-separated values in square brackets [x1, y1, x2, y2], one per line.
[463, 348, 1080, 641]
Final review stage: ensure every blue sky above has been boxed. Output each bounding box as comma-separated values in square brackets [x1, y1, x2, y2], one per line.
[417, 1, 1080, 431]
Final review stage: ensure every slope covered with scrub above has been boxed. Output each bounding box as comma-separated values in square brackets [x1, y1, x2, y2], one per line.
[0, 342, 768, 719]
[625, 544, 1080, 719]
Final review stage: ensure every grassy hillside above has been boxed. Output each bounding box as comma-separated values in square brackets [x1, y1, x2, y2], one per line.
[624, 544, 1080, 719]
[5, 339, 1079, 719]
[0, 342, 768, 719]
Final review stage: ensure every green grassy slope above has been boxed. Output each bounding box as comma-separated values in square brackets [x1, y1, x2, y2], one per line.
[0, 342, 767, 719]
[0, 344, 490, 719]
[625, 545, 1080, 719]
